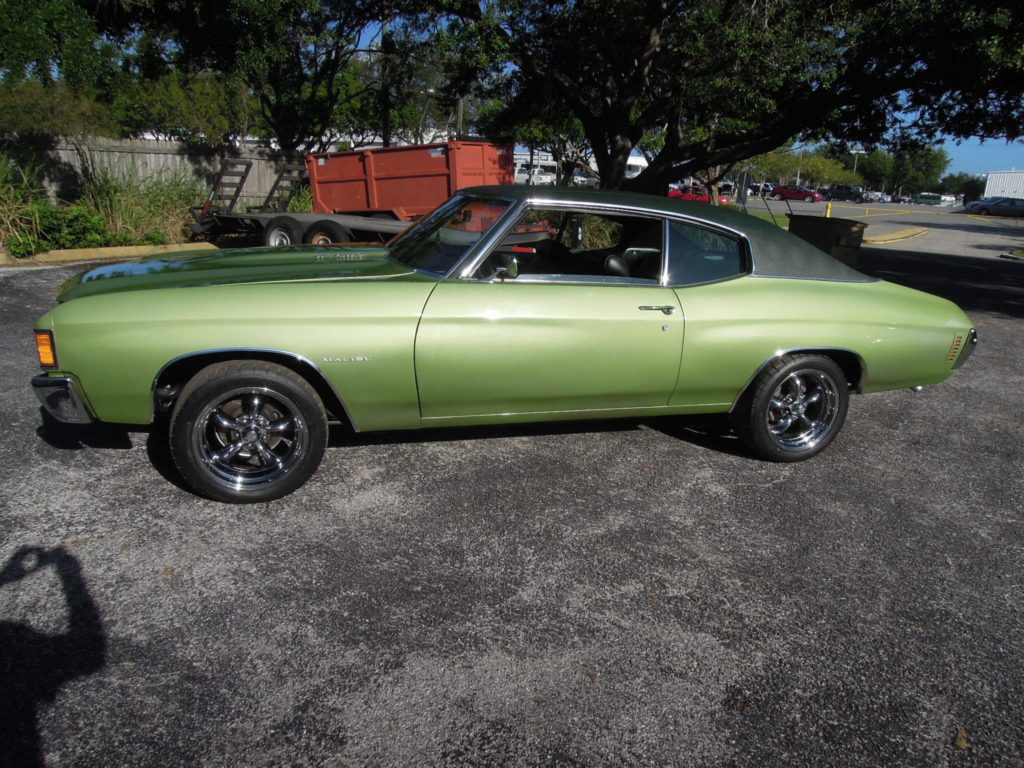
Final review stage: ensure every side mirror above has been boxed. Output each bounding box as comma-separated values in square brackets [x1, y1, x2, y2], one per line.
[495, 253, 519, 280]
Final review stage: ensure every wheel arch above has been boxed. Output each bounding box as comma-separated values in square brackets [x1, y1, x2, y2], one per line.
[728, 347, 866, 413]
[152, 348, 356, 428]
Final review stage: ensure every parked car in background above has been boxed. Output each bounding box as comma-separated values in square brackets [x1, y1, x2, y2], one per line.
[890, 194, 910, 204]
[773, 185, 824, 202]
[827, 185, 867, 203]
[964, 197, 1024, 217]
[668, 185, 733, 205]
[32, 186, 977, 502]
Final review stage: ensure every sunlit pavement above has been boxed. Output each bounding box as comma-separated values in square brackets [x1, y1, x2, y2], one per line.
[1, 253, 1022, 766]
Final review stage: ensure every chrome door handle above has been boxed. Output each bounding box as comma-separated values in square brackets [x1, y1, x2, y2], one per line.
[639, 305, 676, 315]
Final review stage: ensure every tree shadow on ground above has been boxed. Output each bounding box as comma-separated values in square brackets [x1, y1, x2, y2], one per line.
[858, 246, 1024, 318]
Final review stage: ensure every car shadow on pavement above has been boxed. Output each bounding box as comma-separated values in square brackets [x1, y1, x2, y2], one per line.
[35, 409, 133, 451]
[0, 546, 106, 768]
[859, 246, 1024, 318]
[143, 416, 197, 494]
[642, 415, 750, 458]
[329, 414, 751, 458]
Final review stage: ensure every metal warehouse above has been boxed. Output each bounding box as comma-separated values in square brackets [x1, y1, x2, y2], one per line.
[984, 170, 1024, 198]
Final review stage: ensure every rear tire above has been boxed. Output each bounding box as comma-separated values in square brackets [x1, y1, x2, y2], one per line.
[263, 216, 303, 247]
[303, 220, 352, 245]
[170, 361, 328, 502]
[731, 354, 849, 462]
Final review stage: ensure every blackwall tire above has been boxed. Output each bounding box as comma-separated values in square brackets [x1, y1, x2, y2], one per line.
[303, 220, 352, 245]
[732, 354, 849, 462]
[170, 361, 328, 503]
[263, 216, 303, 247]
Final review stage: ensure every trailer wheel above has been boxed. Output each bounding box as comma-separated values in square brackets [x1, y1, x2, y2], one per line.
[303, 220, 352, 246]
[263, 216, 303, 247]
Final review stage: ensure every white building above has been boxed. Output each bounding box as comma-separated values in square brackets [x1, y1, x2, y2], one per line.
[983, 170, 1024, 198]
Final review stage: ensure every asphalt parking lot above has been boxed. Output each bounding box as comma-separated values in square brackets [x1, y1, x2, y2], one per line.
[1, 243, 1023, 766]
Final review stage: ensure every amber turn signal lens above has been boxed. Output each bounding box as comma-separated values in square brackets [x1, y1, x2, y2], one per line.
[35, 330, 57, 368]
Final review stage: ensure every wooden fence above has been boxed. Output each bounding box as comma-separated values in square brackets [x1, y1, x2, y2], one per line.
[4, 136, 302, 204]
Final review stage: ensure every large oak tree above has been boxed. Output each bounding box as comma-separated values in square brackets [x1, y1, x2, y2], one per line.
[448, 0, 1023, 192]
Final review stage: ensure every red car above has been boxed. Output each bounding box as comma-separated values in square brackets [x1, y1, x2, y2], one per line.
[772, 185, 824, 203]
[668, 185, 733, 205]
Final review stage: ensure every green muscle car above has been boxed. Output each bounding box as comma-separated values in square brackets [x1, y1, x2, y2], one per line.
[32, 186, 977, 502]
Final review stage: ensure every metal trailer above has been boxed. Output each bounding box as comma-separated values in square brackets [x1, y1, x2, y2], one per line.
[191, 141, 514, 246]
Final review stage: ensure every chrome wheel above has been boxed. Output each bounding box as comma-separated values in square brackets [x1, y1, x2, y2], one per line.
[170, 361, 328, 502]
[731, 354, 850, 462]
[194, 388, 309, 490]
[765, 369, 841, 451]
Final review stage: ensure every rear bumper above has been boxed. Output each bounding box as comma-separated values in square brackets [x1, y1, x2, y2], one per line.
[32, 375, 94, 424]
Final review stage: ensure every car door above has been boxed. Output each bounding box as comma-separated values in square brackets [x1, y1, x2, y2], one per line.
[414, 206, 684, 421]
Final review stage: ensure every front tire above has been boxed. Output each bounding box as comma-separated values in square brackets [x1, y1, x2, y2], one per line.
[732, 354, 849, 462]
[773, 193, 783, 201]
[170, 361, 328, 502]
[804, 195, 814, 203]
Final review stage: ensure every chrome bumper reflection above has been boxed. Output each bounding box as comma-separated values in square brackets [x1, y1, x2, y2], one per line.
[32, 375, 94, 424]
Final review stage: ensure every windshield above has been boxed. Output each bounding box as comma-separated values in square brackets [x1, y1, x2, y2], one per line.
[387, 196, 512, 275]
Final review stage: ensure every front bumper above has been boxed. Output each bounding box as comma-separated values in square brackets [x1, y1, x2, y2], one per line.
[32, 375, 94, 424]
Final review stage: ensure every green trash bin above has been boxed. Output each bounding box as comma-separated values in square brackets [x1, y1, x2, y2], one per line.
[786, 214, 866, 267]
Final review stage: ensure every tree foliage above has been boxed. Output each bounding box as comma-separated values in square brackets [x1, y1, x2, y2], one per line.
[444, 0, 1023, 191]
[939, 172, 985, 201]
[1, 0, 1021, 184]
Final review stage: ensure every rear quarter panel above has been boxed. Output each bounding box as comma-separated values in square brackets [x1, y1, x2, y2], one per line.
[669, 276, 972, 409]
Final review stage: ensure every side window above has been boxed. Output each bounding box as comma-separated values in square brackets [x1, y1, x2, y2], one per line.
[476, 208, 663, 284]
[666, 220, 745, 286]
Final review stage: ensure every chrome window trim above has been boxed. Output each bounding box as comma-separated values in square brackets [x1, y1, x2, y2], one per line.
[747, 273, 879, 284]
[664, 216, 750, 287]
[443, 196, 527, 280]
[453, 198, 710, 285]
[150, 347, 361, 429]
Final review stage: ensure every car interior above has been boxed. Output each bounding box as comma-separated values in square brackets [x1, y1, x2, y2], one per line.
[475, 207, 745, 287]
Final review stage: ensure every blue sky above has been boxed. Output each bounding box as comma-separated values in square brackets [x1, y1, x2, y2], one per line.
[943, 138, 1024, 175]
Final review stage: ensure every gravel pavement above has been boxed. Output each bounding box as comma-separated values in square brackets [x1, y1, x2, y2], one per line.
[1, 249, 1022, 767]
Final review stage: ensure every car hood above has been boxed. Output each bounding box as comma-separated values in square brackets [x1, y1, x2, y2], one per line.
[57, 244, 425, 302]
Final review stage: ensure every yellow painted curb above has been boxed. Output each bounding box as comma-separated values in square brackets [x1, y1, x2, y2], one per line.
[864, 227, 929, 245]
[1, 242, 218, 266]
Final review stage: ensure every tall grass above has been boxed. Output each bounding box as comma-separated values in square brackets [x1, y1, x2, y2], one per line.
[77, 153, 202, 246]
[0, 154, 45, 258]
[1, 151, 204, 258]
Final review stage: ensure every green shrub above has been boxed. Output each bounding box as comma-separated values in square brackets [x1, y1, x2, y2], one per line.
[288, 184, 313, 213]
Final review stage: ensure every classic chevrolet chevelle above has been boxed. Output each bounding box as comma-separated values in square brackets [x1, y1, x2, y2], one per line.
[32, 186, 977, 502]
